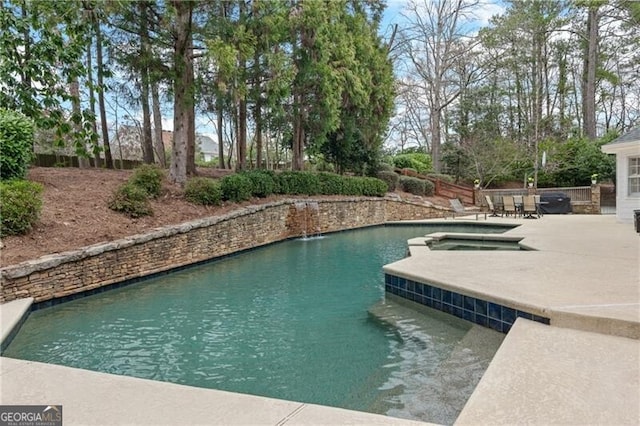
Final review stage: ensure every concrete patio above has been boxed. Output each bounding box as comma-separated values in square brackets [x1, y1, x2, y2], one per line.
[1, 215, 639, 425]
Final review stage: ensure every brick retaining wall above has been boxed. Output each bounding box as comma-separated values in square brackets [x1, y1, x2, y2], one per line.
[0, 198, 444, 304]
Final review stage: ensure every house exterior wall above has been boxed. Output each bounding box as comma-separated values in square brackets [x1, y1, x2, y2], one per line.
[602, 139, 640, 223]
[0, 198, 444, 305]
[613, 148, 640, 222]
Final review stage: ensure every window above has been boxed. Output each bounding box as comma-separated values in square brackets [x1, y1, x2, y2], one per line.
[630, 157, 640, 196]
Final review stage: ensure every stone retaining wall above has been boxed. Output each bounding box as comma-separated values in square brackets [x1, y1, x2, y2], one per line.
[0, 198, 444, 304]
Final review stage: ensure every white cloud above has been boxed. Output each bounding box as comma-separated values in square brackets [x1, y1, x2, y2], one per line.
[474, 0, 505, 26]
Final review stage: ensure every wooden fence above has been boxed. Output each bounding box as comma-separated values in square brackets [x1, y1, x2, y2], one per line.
[395, 168, 476, 205]
[33, 154, 141, 170]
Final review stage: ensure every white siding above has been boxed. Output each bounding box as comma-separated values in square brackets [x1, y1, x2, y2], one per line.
[613, 148, 640, 222]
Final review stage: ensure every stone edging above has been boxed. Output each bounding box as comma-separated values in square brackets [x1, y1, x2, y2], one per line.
[0, 197, 446, 304]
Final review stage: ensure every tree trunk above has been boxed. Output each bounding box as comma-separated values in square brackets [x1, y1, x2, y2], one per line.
[139, 2, 155, 164]
[237, 96, 247, 170]
[70, 78, 90, 168]
[169, 0, 192, 185]
[86, 26, 100, 168]
[292, 91, 304, 171]
[186, 35, 196, 175]
[582, 5, 598, 140]
[217, 96, 225, 169]
[236, 0, 248, 171]
[255, 105, 263, 169]
[151, 80, 166, 167]
[93, 8, 113, 168]
[431, 106, 441, 173]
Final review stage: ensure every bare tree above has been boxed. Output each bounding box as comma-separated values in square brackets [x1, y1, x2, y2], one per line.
[398, 0, 479, 172]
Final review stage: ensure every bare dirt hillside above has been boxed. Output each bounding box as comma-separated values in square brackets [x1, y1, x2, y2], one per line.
[0, 167, 451, 266]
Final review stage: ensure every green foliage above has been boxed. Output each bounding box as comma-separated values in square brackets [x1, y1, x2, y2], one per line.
[440, 141, 470, 182]
[241, 170, 277, 198]
[130, 165, 164, 198]
[0, 109, 34, 181]
[275, 171, 321, 195]
[0, 2, 94, 150]
[341, 177, 363, 195]
[220, 174, 253, 202]
[548, 136, 615, 186]
[195, 157, 219, 168]
[269, 171, 387, 197]
[318, 172, 345, 195]
[423, 179, 435, 196]
[312, 158, 336, 173]
[0, 180, 43, 236]
[108, 183, 153, 218]
[393, 153, 432, 175]
[184, 177, 222, 206]
[377, 162, 395, 172]
[376, 170, 399, 191]
[399, 176, 426, 196]
[359, 177, 388, 196]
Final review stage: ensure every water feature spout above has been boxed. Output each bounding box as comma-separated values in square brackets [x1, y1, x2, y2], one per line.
[307, 201, 321, 238]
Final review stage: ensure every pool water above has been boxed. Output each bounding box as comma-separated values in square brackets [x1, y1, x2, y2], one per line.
[428, 238, 526, 251]
[4, 225, 504, 424]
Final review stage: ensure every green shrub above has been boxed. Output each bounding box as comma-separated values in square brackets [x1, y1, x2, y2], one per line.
[0, 180, 43, 236]
[184, 177, 222, 206]
[130, 164, 164, 198]
[360, 177, 388, 196]
[0, 109, 34, 181]
[220, 173, 253, 202]
[241, 170, 277, 198]
[377, 162, 395, 172]
[276, 171, 321, 195]
[342, 177, 363, 195]
[423, 179, 435, 196]
[393, 153, 432, 174]
[108, 182, 153, 218]
[399, 176, 426, 196]
[318, 172, 344, 195]
[314, 158, 336, 173]
[377, 171, 399, 192]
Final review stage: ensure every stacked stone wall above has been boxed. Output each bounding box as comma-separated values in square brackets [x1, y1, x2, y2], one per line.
[0, 198, 443, 304]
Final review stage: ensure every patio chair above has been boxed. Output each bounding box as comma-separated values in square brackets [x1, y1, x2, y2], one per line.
[502, 196, 517, 217]
[513, 195, 523, 216]
[485, 195, 500, 217]
[534, 195, 543, 217]
[447, 198, 486, 220]
[522, 195, 537, 219]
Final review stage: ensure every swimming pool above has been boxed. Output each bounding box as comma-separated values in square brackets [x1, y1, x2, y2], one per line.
[4, 224, 505, 424]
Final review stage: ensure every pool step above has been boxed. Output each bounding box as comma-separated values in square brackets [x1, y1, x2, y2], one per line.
[365, 297, 504, 423]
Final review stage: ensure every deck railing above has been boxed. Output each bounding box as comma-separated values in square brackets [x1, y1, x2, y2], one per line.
[483, 186, 592, 203]
[481, 185, 600, 214]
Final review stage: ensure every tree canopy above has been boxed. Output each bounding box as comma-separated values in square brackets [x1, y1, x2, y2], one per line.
[1, 0, 636, 188]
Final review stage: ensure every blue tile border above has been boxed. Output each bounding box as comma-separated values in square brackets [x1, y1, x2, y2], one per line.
[384, 273, 550, 333]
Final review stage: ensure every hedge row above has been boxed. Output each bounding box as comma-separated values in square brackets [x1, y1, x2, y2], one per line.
[184, 171, 389, 205]
[398, 176, 435, 196]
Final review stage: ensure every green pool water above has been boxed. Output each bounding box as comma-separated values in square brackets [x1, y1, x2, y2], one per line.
[4, 225, 505, 424]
